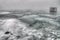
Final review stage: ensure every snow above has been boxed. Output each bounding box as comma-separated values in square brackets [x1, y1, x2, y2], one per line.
[0, 14, 60, 40]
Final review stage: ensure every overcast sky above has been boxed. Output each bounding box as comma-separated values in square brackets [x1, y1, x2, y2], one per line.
[0, 0, 60, 12]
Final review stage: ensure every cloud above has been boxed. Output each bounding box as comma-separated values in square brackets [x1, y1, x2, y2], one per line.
[0, 0, 59, 12]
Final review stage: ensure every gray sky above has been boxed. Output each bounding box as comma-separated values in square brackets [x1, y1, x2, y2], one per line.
[0, 0, 60, 12]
